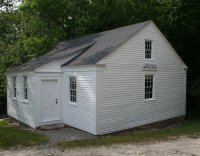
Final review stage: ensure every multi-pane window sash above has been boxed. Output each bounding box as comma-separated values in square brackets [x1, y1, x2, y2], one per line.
[23, 76, 28, 100]
[70, 76, 76, 102]
[13, 76, 17, 97]
[145, 75, 153, 99]
[145, 40, 152, 59]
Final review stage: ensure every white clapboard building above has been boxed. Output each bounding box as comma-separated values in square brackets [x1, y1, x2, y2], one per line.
[7, 20, 187, 135]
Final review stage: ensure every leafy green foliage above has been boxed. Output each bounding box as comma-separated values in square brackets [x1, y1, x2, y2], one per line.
[188, 75, 200, 108]
[160, 0, 200, 79]
[160, 0, 200, 109]
[189, 76, 200, 97]
[0, 0, 199, 114]
[21, 0, 92, 38]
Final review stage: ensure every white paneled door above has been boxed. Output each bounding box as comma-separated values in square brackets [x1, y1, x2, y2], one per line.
[41, 79, 60, 122]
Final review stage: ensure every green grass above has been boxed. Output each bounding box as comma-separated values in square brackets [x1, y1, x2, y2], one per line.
[59, 116, 200, 149]
[0, 120, 48, 149]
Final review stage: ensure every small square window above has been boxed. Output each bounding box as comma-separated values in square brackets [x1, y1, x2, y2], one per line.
[145, 40, 152, 59]
[69, 76, 76, 102]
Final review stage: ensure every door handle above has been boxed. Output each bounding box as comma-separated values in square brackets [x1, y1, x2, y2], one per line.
[56, 99, 58, 104]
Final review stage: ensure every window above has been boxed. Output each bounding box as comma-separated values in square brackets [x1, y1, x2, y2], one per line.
[23, 76, 28, 100]
[69, 76, 76, 102]
[145, 40, 152, 59]
[145, 75, 153, 99]
[13, 76, 16, 97]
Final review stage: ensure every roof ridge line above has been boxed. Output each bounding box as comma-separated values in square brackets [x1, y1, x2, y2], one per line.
[57, 20, 151, 45]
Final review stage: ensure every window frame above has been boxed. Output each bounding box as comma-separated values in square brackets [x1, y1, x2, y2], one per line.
[69, 74, 77, 105]
[144, 74, 154, 100]
[12, 76, 17, 98]
[23, 76, 28, 100]
[145, 40, 153, 60]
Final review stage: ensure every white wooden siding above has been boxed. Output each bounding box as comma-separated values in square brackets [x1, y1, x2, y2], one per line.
[62, 66, 96, 134]
[7, 72, 36, 128]
[96, 22, 186, 134]
[35, 53, 79, 72]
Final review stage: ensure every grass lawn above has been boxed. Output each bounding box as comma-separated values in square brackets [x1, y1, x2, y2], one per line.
[0, 120, 48, 149]
[59, 115, 200, 149]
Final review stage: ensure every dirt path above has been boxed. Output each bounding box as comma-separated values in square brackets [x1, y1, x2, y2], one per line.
[1, 137, 200, 156]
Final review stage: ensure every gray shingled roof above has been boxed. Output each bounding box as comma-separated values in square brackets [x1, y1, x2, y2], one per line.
[11, 20, 151, 71]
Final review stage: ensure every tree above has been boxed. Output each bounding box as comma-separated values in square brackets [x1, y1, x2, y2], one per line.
[159, 0, 200, 109]
[21, 0, 92, 39]
[0, 0, 199, 115]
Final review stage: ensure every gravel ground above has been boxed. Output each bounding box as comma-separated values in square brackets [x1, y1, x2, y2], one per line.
[0, 137, 200, 156]
[36, 126, 95, 145]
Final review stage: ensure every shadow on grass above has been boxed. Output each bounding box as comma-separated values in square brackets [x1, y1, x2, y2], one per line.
[58, 115, 200, 149]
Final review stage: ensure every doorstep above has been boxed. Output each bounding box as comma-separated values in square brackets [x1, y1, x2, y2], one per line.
[39, 123, 65, 130]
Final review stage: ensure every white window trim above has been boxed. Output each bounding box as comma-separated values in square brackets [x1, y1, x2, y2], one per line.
[22, 99, 28, 103]
[12, 97, 17, 101]
[144, 97, 155, 102]
[145, 39, 154, 61]
[144, 74, 155, 101]
[68, 73, 78, 106]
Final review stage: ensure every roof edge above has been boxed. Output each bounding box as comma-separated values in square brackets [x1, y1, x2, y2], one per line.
[96, 20, 152, 64]
[150, 21, 188, 69]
